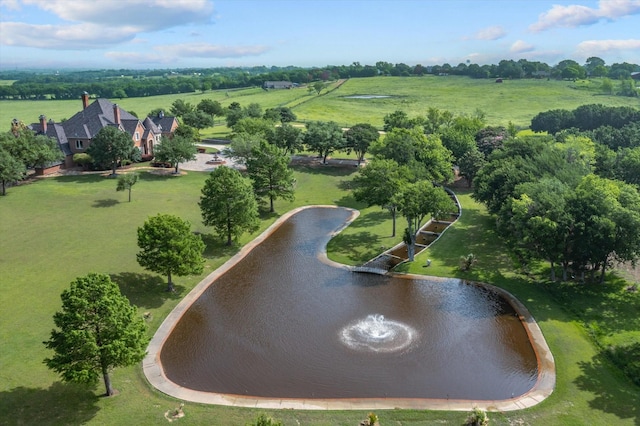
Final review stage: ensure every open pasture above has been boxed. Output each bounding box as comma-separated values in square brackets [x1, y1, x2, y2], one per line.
[2, 76, 638, 131]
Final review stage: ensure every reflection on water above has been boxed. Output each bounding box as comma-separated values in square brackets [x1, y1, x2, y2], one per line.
[161, 207, 538, 399]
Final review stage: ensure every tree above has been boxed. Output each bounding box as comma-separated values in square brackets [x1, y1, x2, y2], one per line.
[181, 111, 214, 137]
[501, 178, 574, 281]
[230, 117, 274, 138]
[197, 99, 223, 125]
[224, 132, 265, 165]
[86, 126, 134, 175]
[601, 78, 614, 95]
[475, 126, 507, 157]
[458, 148, 486, 187]
[116, 172, 139, 202]
[169, 99, 194, 118]
[304, 121, 345, 164]
[311, 81, 326, 95]
[136, 214, 205, 291]
[383, 110, 422, 132]
[371, 127, 454, 182]
[225, 102, 245, 128]
[43, 273, 148, 396]
[393, 181, 455, 261]
[0, 144, 25, 196]
[154, 134, 197, 173]
[246, 141, 296, 212]
[200, 166, 260, 245]
[344, 123, 379, 165]
[353, 159, 412, 237]
[264, 106, 296, 123]
[267, 123, 303, 155]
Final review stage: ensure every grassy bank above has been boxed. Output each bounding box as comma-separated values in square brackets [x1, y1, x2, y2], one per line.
[1, 168, 638, 425]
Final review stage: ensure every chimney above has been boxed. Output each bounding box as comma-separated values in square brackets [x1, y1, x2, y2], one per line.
[82, 91, 89, 109]
[113, 103, 121, 125]
[39, 114, 47, 134]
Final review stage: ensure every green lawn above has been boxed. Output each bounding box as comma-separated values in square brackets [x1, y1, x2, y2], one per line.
[1, 168, 638, 425]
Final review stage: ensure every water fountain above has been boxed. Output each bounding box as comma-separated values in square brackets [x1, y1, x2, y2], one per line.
[340, 314, 416, 353]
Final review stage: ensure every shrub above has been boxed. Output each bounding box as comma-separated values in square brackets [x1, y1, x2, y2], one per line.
[247, 414, 283, 426]
[465, 406, 489, 426]
[460, 253, 478, 271]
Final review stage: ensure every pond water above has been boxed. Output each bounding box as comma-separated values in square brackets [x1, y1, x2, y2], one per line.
[160, 207, 538, 400]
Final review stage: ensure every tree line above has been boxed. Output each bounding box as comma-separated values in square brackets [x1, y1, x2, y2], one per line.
[2, 57, 638, 100]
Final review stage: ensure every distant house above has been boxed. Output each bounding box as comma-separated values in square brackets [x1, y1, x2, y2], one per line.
[29, 92, 178, 169]
[631, 72, 640, 81]
[263, 81, 294, 89]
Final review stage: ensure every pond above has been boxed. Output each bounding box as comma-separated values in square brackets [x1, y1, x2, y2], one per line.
[155, 207, 546, 403]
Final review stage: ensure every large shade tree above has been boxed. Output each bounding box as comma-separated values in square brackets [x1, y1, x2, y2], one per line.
[246, 141, 296, 212]
[352, 158, 412, 237]
[344, 123, 379, 165]
[0, 126, 63, 195]
[200, 166, 260, 245]
[154, 134, 198, 174]
[43, 273, 148, 396]
[136, 214, 205, 292]
[267, 123, 304, 155]
[86, 126, 134, 175]
[304, 121, 345, 164]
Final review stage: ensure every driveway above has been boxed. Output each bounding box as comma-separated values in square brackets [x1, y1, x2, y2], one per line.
[180, 145, 242, 172]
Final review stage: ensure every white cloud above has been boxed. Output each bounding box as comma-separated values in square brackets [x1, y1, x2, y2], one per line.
[0, 0, 215, 49]
[530, 0, 640, 32]
[472, 25, 507, 41]
[576, 39, 640, 55]
[510, 40, 535, 53]
[0, 22, 138, 49]
[20, 0, 214, 31]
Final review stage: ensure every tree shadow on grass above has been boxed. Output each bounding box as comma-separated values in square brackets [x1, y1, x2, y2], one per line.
[0, 382, 99, 426]
[328, 231, 382, 263]
[199, 233, 241, 259]
[110, 272, 185, 308]
[291, 164, 359, 178]
[347, 210, 389, 229]
[93, 199, 119, 208]
[575, 352, 640, 426]
[53, 174, 105, 184]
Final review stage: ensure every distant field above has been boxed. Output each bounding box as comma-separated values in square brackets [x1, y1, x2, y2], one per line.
[1, 76, 638, 131]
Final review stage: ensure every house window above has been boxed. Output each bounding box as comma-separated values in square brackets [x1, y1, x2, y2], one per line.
[75, 140, 83, 149]
[135, 132, 140, 141]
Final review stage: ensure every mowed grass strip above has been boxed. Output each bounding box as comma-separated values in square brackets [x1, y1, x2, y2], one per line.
[1, 168, 639, 425]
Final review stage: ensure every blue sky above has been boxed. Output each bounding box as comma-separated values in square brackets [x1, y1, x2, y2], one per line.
[1, 0, 639, 70]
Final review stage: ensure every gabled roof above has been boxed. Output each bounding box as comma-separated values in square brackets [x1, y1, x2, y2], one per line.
[150, 114, 178, 133]
[28, 120, 71, 157]
[63, 98, 139, 139]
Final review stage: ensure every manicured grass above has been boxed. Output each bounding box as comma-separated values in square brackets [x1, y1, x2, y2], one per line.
[1, 169, 639, 425]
